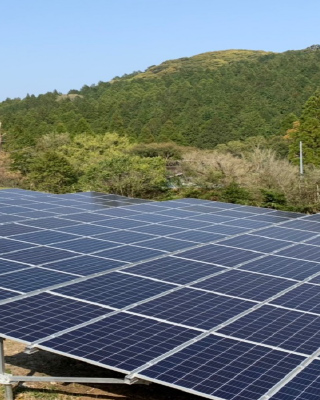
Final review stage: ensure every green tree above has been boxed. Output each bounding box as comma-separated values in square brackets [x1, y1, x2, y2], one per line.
[80, 154, 167, 197]
[27, 152, 78, 193]
[288, 91, 320, 166]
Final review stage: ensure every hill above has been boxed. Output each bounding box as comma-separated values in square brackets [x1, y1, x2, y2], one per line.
[2, 46, 320, 149]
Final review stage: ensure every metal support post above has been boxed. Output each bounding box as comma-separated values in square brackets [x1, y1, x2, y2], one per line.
[0, 339, 13, 400]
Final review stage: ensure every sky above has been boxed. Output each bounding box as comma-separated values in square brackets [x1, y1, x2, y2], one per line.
[1, 0, 320, 101]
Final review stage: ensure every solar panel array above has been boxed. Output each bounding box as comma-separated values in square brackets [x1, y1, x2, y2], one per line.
[1, 189, 320, 399]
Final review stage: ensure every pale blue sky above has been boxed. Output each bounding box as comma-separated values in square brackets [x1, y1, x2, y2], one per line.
[1, 0, 320, 101]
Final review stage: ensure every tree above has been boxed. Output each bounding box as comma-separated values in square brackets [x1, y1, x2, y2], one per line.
[27, 152, 78, 193]
[80, 154, 167, 197]
[288, 91, 320, 166]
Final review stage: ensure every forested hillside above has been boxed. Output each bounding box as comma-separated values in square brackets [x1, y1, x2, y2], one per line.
[1, 46, 320, 149]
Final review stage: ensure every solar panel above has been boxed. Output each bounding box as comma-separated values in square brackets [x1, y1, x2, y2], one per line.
[123, 256, 226, 284]
[218, 305, 320, 354]
[131, 287, 255, 330]
[39, 313, 199, 372]
[192, 269, 294, 301]
[138, 335, 304, 400]
[2, 189, 320, 400]
[53, 272, 176, 308]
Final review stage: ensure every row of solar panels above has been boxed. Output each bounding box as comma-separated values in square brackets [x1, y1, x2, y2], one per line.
[0, 189, 320, 399]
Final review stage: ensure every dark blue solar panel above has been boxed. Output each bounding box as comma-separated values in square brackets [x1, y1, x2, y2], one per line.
[43, 255, 125, 275]
[197, 224, 249, 236]
[2, 246, 78, 265]
[123, 256, 226, 284]
[56, 224, 117, 236]
[240, 255, 320, 280]
[0, 259, 31, 275]
[94, 230, 157, 244]
[252, 227, 316, 242]
[0, 288, 18, 300]
[40, 313, 199, 371]
[0, 214, 29, 224]
[132, 287, 254, 329]
[304, 236, 320, 246]
[94, 245, 165, 263]
[215, 210, 257, 218]
[277, 244, 320, 263]
[136, 237, 195, 252]
[180, 205, 224, 213]
[224, 218, 273, 229]
[248, 214, 290, 223]
[272, 360, 320, 400]
[192, 270, 294, 301]
[280, 219, 320, 233]
[0, 205, 34, 214]
[129, 224, 187, 236]
[60, 212, 113, 223]
[188, 214, 236, 224]
[176, 244, 260, 267]
[0, 267, 77, 292]
[0, 292, 111, 342]
[43, 206, 87, 215]
[219, 305, 320, 354]
[53, 272, 175, 308]
[167, 230, 225, 243]
[13, 210, 58, 219]
[0, 238, 34, 254]
[52, 238, 119, 254]
[94, 218, 150, 229]
[155, 209, 202, 219]
[20, 217, 78, 229]
[220, 234, 291, 253]
[303, 213, 320, 222]
[140, 335, 303, 400]
[162, 219, 214, 229]
[128, 214, 174, 223]
[12, 230, 80, 245]
[272, 284, 320, 314]
[0, 224, 41, 237]
[123, 204, 170, 213]
[95, 208, 143, 217]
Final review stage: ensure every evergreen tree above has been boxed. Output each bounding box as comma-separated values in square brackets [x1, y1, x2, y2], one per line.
[288, 91, 320, 166]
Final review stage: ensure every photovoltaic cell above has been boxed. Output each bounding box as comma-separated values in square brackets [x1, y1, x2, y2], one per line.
[0, 292, 112, 342]
[40, 313, 199, 371]
[280, 219, 320, 233]
[20, 217, 78, 229]
[176, 244, 260, 267]
[12, 230, 80, 245]
[197, 224, 249, 236]
[123, 256, 226, 284]
[192, 269, 294, 301]
[223, 219, 273, 229]
[51, 237, 120, 254]
[94, 230, 158, 244]
[56, 224, 117, 236]
[220, 234, 291, 253]
[1, 246, 79, 265]
[53, 272, 175, 308]
[131, 287, 254, 330]
[271, 360, 320, 400]
[0, 267, 78, 292]
[277, 244, 320, 263]
[42, 255, 125, 275]
[129, 224, 187, 236]
[0, 288, 18, 301]
[167, 230, 225, 243]
[94, 244, 165, 263]
[136, 237, 195, 252]
[0, 259, 32, 275]
[139, 334, 303, 400]
[219, 305, 320, 354]
[0, 238, 34, 254]
[271, 284, 320, 314]
[239, 255, 320, 280]
[251, 226, 316, 242]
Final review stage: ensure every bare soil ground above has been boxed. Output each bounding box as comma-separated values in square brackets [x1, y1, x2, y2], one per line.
[1, 340, 199, 400]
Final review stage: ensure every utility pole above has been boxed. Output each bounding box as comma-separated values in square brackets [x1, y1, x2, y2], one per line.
[299, 141, 304, 176]
[0, 122, 6, 152]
